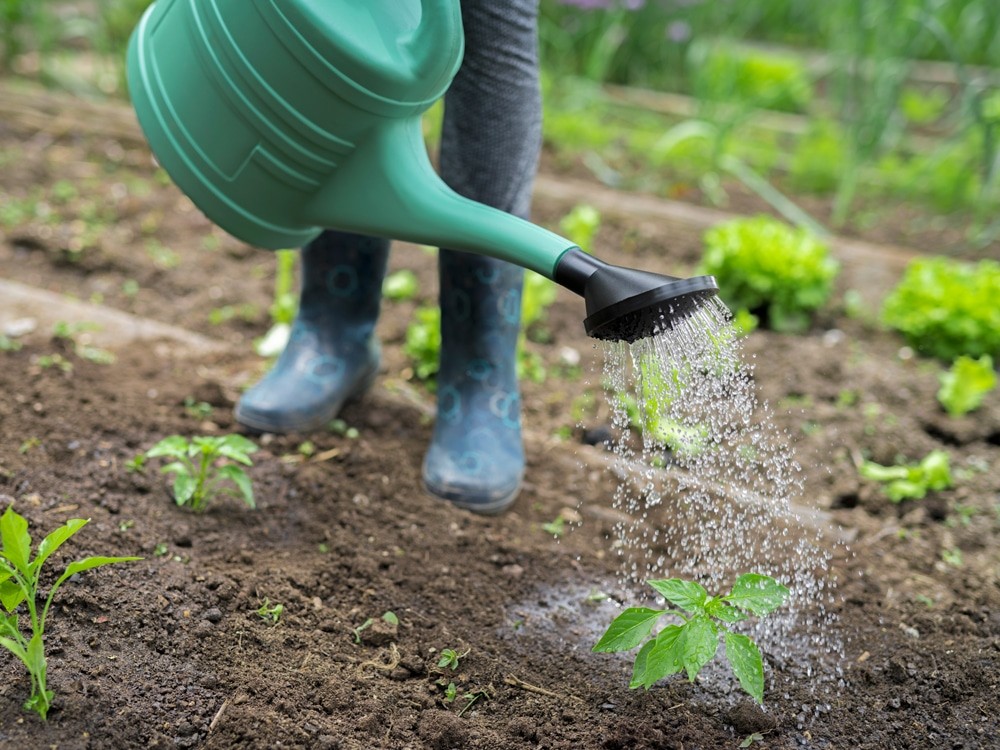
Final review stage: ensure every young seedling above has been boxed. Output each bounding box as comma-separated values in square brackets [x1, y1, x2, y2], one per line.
[0, 506, 140, 719]
[593, 574, 790, 704]
[859, 449, 953, 502]
[436, 647, 470, 671]
[145, 434, 258, 512]
[352, 611, 398, 643]
[256, 598, 284, 625]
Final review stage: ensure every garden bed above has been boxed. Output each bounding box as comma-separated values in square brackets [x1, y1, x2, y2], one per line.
[0, 86, 998, 749]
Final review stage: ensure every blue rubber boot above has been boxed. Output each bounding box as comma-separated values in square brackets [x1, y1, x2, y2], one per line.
[421, 0, 541, 514]
[423, 253, 525, 513]
[235, 231, 389, 433]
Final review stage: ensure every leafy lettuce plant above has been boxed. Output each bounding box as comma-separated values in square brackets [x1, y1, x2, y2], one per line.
[594, 574, 789, 704]
[937, 355, 996, 417]
[700, 216, 838, 332]
[882, 258, 1000, 361]
[859, 449, 953, 502]
[146, 434, 258, 512]
[0, 506, 140, 719]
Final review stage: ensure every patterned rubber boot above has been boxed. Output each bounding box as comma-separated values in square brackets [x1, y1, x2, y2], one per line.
[423, 253, 525, 513]
[421, 0, 542, 514]
[235, 231, 389, 433]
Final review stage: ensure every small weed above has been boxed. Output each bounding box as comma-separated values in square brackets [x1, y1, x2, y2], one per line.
[404, 306, 441, 384]
[18, 439, 40, 455]
[740, 733, 766, 748]
[208, 304, 258, 326]
[145, 240, 180, 269]
[183, 397, 213, 420]
[442, 682, 458, 703]
[145, 435, 258, 512]
[256, 598, 284, 625]
[124, 454, 146, 473]
[383, 270, 419, 301]
[328, 420, 359, 439]
[0, 506, 140, 719]
[352, 611, 398, 643]
[152, 543, 168, 557]
[914, 594, 935, 608]
[35, 354, 72, 373]
[941, 548, 963, 568]
[541, 517, 565, 537]
[0, 335, 22, 352]
[436, 648, 470, 671]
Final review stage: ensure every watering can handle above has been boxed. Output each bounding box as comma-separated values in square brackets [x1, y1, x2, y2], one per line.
[402, 0, 464, 87]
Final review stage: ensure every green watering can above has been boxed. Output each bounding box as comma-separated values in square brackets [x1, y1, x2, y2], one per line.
[127, 0, 717, 342]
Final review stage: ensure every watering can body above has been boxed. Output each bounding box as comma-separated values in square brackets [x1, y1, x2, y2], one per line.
[128, 0, 720, 341]
[127, 0, 575, 275]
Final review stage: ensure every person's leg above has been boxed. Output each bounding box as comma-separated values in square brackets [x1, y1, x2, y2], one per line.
[423, 0, 542, 514]
[235, 231, 389, 433]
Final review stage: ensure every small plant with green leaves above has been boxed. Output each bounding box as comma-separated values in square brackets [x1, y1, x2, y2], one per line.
[256, 598, 283, 625]
[0, 506, 140, 719]
[882, 258, 1000, 361]
[559, 204, 601, 254]
[700, 216, 838, 333]
[352, 610, 399, 643]
[145, 434, 258, 512]
[383, 269, 420, 301]
[404, 306, 441, 384]
[594, 574, 789, 704]
[436, 647, 470, 672]
[614, 355, 708, 458]
[859, 449, 953, 502]
[937, 355, 996, 417]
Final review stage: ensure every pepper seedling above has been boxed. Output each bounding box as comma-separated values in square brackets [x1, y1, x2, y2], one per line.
[593, 574, 789, 704]
[145, 434, 258, 512]
[0, 506, 140, 719]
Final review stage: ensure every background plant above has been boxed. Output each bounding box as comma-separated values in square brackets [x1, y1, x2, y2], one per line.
[0, 506, 139, 719]
[699, 216, 839, 332]
[145, 434, 258, 512]
[859, 449, 953, 502]
[881, 257, 1000, 361]
[937, 355, 996, 417]
[593, 574, 790, 704]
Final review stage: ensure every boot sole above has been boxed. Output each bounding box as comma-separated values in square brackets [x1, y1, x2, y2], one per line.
[235, 364, 378, 434]
[422, 476, 522, 516]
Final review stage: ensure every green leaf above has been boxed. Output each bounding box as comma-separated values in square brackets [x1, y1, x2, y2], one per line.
[647, 578, 709, 614]
[169, 471, 197, 506]
[0, 635, 30, 670]
[937, 355, 997, 416]
[725, 574, 789, 617]
[0, 579, 25, 612]
[216, 465, 255, 509]
[920, 450, 953, 491]
[24, 689, 54, 720]
[705, 598, 746, 623]
[32, 518, 88, 574]
[678, 615, 719, 681]
[858, 461, 910, 483]
[50, 555, 141, 602]
[630, 623, 685, 689]
[26, 632, 46, 680]
[145, 435, 190, 459]
[216, 435, 259, 465]
[724, 632, 765, 703]
[0, 506, 31, 576]
[593, 608, 664, 653]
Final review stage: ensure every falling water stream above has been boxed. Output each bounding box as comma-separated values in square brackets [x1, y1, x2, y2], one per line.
[600, 296, 844, 692]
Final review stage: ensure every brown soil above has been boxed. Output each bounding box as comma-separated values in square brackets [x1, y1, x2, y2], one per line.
[0, 85, 998, 750]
